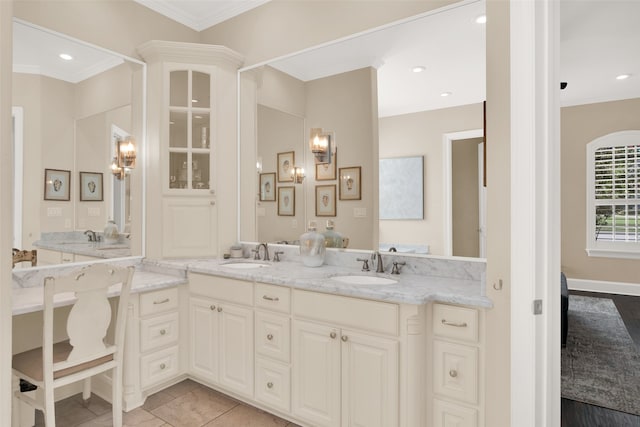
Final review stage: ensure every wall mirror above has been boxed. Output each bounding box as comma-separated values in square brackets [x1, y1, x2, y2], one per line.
[240, 0, 486, 257]
[12, 19, 146, 266]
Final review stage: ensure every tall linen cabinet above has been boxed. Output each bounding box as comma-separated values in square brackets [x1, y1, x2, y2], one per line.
[138, 41, 244, 259]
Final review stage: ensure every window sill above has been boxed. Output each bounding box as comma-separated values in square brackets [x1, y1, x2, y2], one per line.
[585, 248, 640, 260]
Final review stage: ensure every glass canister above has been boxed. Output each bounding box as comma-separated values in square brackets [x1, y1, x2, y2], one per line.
[103, 220, 119, 244]
[322, 220, 343, 248]
[299, 221, 326, 267]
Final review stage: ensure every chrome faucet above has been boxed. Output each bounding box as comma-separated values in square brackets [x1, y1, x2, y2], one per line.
[257, 243, 270, 261]
[84, 230, 97, 242]
[372, 251, 385, 273]
[391, 261, 406, 275]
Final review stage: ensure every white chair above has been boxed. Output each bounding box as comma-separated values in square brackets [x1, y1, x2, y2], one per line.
[12, 263, 134, 427]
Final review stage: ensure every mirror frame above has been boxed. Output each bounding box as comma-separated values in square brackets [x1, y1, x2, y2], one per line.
[13, 18, 147, 261]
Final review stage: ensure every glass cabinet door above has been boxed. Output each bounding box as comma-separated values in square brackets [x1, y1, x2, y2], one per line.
[168, 69, 212, 190]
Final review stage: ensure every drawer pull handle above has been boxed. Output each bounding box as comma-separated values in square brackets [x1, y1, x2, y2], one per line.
[217, 307, 223, 312]
[154, 298, 170, 305]
[441, 319, 468, 328]
[267, 334, 274, 341]
[449, 369, 458, 378]
[330, 332, 337, 339]
[267, 382, 274, 389]
[160, 329, 167, 336]
[210, 305, 216, 311]
[262, 295, 280, 302]
[341, 335, 349, 342]
[160, 363, 166, 370]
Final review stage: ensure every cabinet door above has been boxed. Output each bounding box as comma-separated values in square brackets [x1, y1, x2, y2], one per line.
[341, 329, 399, 427]
[189, 297, 218, 382]
[218, 302, 254, 397]
[433, 399, 478, 427]
[162, 198, 217, 257]
[292, 320, 341, 427]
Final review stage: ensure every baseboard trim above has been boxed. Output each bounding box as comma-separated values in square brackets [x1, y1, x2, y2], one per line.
[567, 278, 640, 296]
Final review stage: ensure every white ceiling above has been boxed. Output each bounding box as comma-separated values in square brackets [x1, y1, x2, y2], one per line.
[13, 0, 640, 114]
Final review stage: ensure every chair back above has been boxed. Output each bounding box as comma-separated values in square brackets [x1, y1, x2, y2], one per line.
[42, 264, 134, 379]
[13, 248, 37, 268]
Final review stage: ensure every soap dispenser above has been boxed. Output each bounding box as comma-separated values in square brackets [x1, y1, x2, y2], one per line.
[322, 220, 343, 248]
[299, 221, 326, 267]
[103, 220, 119, 244]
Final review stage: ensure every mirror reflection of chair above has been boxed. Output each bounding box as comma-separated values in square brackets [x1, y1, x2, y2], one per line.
[12, 263, 134, 427]
[12, 248, 37, 268]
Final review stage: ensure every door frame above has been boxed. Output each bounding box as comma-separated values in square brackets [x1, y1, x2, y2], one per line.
[12, 106, 23, 249]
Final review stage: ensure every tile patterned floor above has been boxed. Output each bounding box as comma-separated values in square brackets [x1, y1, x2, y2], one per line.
[34, 379, 301, 427]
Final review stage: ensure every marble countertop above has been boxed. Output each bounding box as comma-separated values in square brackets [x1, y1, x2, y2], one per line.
[150, 258, 492, 308]
[33, 240, 131, 259]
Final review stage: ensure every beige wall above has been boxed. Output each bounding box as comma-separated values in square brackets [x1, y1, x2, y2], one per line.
[452, 137, 482, 258]
[561, 97, 640, 284]
[378, 103, 483, 255]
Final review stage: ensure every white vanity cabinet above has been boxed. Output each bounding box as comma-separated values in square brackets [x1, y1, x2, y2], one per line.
[138, 41, 244, 259]
[188, 273, 254, 398]
[430, 303, 484, 427]
[292, 289, 400, 427]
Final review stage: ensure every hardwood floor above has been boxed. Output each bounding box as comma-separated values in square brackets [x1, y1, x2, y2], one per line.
[561, 291, 640, 427]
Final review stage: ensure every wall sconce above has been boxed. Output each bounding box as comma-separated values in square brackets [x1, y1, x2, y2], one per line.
[291, 166, 305, 184]
[256, 156, 263, 174]
[111, 136, 136, 180]
[309, 127, 334, 164]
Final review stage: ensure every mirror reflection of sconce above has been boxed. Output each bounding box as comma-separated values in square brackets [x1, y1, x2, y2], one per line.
[291, 166, 305, 184]
[310, 127, 335, 164]
[256, 156, 263, 174]
[111, 136, 136, 180]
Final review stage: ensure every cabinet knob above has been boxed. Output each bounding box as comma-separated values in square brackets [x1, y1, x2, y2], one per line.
[267, 382, 273, 389]
[210, 305, 216, 311]
[267, 334, 274, 341]
[217, 307, 223, 312]
[160, 329, 166, 335]
[341, 335, 349, 342]
[330, 332, 337, 339]
[210, 201, 216, 206]
[160, 363, 166, 370]
[449, 369, 458, 378]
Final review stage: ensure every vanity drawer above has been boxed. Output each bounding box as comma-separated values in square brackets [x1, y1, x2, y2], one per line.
[433, 340, 478, 404]
[255, 283, 291, 314]
[140, 312, 179, 353]
[433, 304, 478, 343]
[190, 273, 253, 306]
[140, 345, 179, 389]
[255, 357, 291, 413]
[433, 399, 478, 427]
[140, 288, 179, 317]
[293, 289, 398, 336]
[255, 311, 290, 363]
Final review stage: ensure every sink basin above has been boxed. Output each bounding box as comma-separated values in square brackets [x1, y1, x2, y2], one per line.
[331, 275, 397, 285]
[220, 262, 270, 269]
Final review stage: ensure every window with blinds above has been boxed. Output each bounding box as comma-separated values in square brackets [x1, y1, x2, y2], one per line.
[587, 131, 640, 258]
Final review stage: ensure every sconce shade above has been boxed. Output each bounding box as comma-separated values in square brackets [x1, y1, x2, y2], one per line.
[310, 128, 333, 164]
[291, 166, 305, 184]
[112, 136, 136, 180]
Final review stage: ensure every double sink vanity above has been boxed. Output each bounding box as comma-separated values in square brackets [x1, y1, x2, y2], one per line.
[12, 245, 490, 427]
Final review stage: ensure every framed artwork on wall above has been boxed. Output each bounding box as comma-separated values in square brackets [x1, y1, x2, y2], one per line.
[277, 151, 295, 182]
[278, 186, 295, 216]
[79, 172, 104, 201]
[339, 166, 361, 200]
[316, 184, 336, 217]
[315, 153, 337, 181]
[259, 172, 276, 201]
[44, 168, 71, 201]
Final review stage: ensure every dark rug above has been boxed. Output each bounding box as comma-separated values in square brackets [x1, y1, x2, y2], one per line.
[562, 295, 640, 416]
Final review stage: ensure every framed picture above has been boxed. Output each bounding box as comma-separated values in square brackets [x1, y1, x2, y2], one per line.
[315, 152, 337, 181]
[278, 186, 295, 216]
[44, 168, 71, 201]
[316, 184, 336, 217]
[339, 166, 361, 200]
[259, 172, 276, 201]
[277, 151, 295, 182]
[79, 172, 104, 201]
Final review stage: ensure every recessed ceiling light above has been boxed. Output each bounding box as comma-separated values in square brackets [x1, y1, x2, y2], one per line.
[440, 92, 452, 97]
[412, 66, 426, 73]
[475, 15, 487, 24]
[616, 74, 631, 80]
[59, 53, 73, 61]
